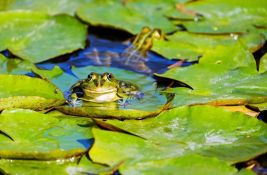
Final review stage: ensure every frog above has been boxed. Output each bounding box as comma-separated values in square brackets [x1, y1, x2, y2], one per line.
[68, 72, 142, 107]
[85, 26, 164, 74]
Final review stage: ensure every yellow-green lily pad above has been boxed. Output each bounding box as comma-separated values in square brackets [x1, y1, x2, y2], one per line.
[0, 74, 65, 110]
[153, 31, 265, 61]
[0, 54, 63, 79]
[0, 11, 87, 63]
[0, 109, 92, 159]
[121, 155, 236, 175]
[90, 106, 267, 167]
[156, 43, 267, 107]
[181, 0, 267, 33]
[77, 0, 176, 34]
[2, 0, 91, 15]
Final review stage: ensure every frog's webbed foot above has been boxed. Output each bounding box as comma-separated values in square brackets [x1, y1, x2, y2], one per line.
[68, 98, 83, 107]
[65, 92, 83, 107]
[118, 98, 130, 108]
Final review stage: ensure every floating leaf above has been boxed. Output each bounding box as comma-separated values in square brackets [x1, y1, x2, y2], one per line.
[0, 54, 63, 78]
[121, 155, 236, 175]
[153, 31, 265, 61]
[156, 44, 267, 107]
[2, 0, 91, 15]
[0, 11, 87, 63]
[77, 1, 176, 33]
[90, 106, 267, 166]
[0, 156, 112, 175]
[0, 74, 65, 110]
[181, 0, 267, 33]
[0, 109, 92, 159]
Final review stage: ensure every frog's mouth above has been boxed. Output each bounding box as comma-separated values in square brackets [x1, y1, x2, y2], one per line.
[84, 88, 117, 94]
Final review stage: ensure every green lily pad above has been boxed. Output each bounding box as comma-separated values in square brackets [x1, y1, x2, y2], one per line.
[181, 0, 267, 33]
[156, 43, 267, 107]
[121, 155, 237, 175]
[2, 0, 91, 15]
[0, 74, 65, 110]
[0, 11, 87, 63]
[259, 53, 267, 73]
[0, 156, 113, 175]
[0, 54, 63, 79]
[53, 66, 173, 119]
[153, 31, 265, 61]
[90, 106, 267, 167]
[77, 0, 176, 33]
[0, 109, 92, 159]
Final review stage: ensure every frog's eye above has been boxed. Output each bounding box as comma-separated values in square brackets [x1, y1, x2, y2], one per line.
[87, 72, 95, 80]
[105, 73, 114, 81]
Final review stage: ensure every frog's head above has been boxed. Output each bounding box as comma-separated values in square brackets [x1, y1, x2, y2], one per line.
[81, 72, 118, 95]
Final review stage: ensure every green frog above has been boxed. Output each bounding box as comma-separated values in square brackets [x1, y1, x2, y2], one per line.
[86, 26, 164, 73]
[69, 72, 141, 107]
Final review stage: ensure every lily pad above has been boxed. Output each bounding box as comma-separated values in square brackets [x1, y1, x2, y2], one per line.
[0, 156, 113, 175]
[53, 66, 174, 119]
[180, 0, 267, 33]
[156, 43, 267, 107]
[0, 11, 87, 63]
[259, 53, 267, 73]
[0, 54, 63, 79]
[77, 0, 177, 33]
[0, 74, 65, 110]
[153, 31, 265, 61]
[121, 155, 237, 175]
[2, 0, 91, 15]
[0, 109, 92, 159]
[90, 105, 267, 167]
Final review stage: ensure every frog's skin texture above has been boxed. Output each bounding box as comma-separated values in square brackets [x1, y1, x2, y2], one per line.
[85, 27, 164, 74]
[69, 72, 141, 106]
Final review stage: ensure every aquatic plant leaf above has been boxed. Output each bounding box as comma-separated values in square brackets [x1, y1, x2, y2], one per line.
[0, 109, 93, 159]
[0, 54, 63, 78]
[121, 155, 236, 175]
[153, 31, 265, 61]
[2, 0, 91, 15]
[180, 0, 267, 33]
[0, 156, 113, 175]
[156, 43, 267, 107]
[77, 1, 176, 34]
[90, 106, 267, 166]
[0, 74, 65, 110]
[0, 11, 87, 63]
[259, 53, 267, 73]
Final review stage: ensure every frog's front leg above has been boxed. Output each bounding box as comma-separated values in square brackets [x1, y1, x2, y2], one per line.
[68, 93, 83, 107]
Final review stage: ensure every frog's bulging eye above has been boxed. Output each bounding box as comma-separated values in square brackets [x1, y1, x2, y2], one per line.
[87, 72, 96, 80]
[105, 73, 114, 81]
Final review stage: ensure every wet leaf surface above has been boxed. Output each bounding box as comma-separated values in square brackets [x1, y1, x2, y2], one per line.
[180, 0, 267, 33]
[0, 11, 87, 63]
[0, 155, 112, 175]
[156, 43, 267, 108]
[90, 106, 267, 166]
[0, 109, 93, 159]
[77, 0, 177, 33]
[0, 74, 65, 110]
[153, 31, 265, 61]
[121, 155, 236, 175]
[2, 0, 91, 15]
